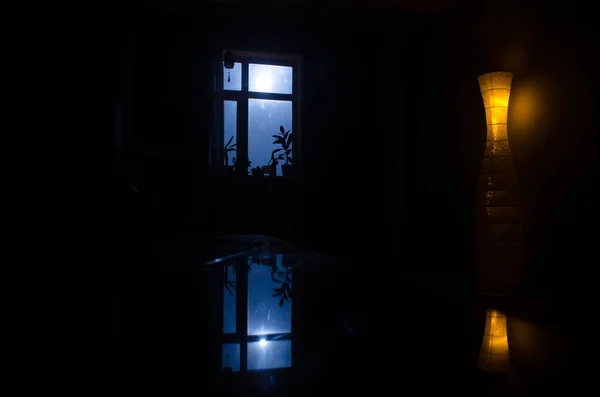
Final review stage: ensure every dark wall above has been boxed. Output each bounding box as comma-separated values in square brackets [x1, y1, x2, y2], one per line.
[114, 3, 597, 293]
[120, 5, 419, 261]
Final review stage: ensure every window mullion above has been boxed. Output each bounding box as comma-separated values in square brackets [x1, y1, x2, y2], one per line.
[238, 63, 249, 170]
[236, 258, 249, 372]
[214, 61, 224, 167]
[247, 92, 295, 101]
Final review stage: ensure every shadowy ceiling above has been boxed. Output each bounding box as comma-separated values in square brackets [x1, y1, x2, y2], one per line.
[204, 0, 456, 8]
[145, 0, 458, 14]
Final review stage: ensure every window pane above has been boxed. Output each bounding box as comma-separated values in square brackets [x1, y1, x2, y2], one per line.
[248, 340, 291, 371]
[222, 343, 240, 372]
[223, 62, 242, 91]
[224, 100, 237, 166]
[249, 64, 293, 94]
[248, 99, 292, 176]
[223, 264, 236, 334]
[248, 254, 292, 335]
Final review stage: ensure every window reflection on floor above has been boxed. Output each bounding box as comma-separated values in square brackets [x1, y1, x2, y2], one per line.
[247, 340, 292, 370]
[221, 252, 293, 371]
[248, 255, 292, 336]
[222, 343, 240, 372]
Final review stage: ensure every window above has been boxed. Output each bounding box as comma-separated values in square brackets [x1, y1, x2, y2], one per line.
[221, 254, 292, 372]
[212, 51, 300, 176]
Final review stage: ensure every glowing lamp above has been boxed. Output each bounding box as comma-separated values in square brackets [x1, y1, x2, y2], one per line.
[476, 72, 524, 294]
[478, 72, 512, 141]
[479, 309, 510, 373]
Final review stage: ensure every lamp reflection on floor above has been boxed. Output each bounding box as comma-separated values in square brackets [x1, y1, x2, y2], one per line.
[479, 309, 510, 373]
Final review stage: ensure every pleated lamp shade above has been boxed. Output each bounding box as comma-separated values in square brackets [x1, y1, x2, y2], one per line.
[476, 71, 524, 294]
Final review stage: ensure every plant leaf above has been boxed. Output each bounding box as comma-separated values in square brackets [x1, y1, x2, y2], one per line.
[279, 297, 285, 307]
[286, 133, 293, 148]
[279, 125, 285, 134]
[272, 148, 283, 153]
[225, 136, 234, 148]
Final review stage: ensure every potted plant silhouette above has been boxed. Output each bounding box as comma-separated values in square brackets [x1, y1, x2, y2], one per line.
[223, 136, 236, 175]
[224, 265, 236, 296]
[272, 125, 293, 176]
[252, 255, 292, 307]
[271, 257, 292, 307]
[251, 165, 264, 177]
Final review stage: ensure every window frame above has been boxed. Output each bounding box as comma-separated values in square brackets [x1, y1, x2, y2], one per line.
[211, 50, 302, 173]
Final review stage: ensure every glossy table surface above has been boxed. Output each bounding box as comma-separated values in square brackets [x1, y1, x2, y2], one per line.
[113, 235, 572, 396]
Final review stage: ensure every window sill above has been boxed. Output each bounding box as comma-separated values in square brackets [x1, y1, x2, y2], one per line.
[209, 174, 302, 183]
[209, 167, 302, 179]
[207, 170, 302, 189]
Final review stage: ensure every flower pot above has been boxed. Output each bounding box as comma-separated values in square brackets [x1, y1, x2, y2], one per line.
[252, 167, 264, 178]
[260, 165, 276, 177]
[269, 164, 278, 178]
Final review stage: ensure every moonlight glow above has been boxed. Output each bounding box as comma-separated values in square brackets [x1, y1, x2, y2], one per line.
[254, 73, 273, 92]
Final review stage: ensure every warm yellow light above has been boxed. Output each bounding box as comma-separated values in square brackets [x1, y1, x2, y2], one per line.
[479, 309, 510, 373]
[478, 72, 513, 141]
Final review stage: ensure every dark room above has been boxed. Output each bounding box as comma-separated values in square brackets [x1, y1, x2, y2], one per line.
[104, 1, 596, 395]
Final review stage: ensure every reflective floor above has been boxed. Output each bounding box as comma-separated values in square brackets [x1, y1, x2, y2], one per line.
[114, 235, 574, 396]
